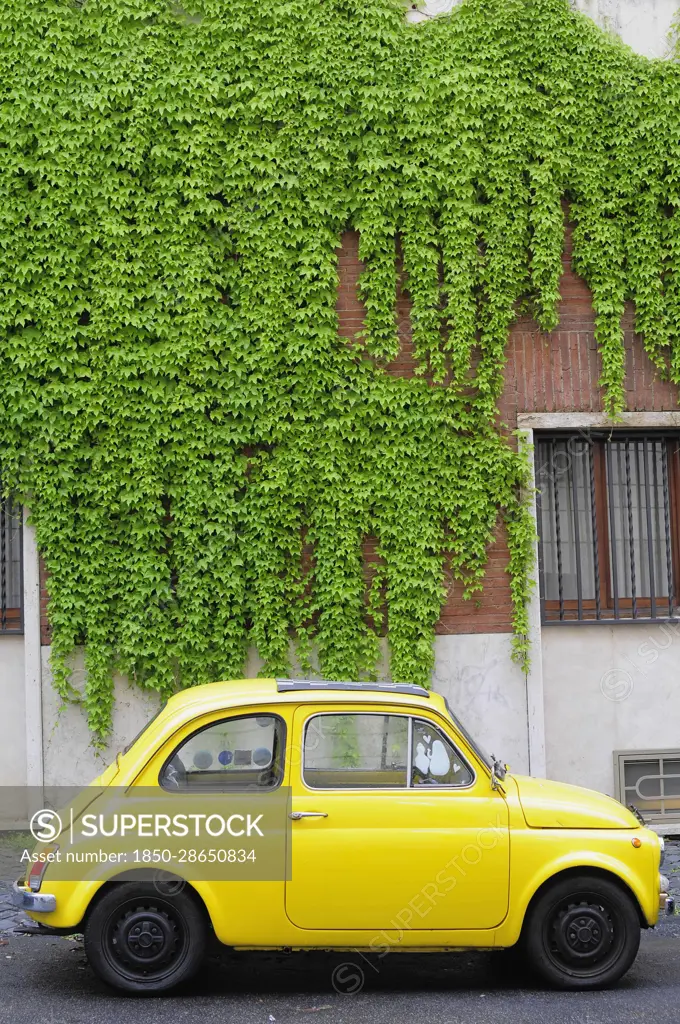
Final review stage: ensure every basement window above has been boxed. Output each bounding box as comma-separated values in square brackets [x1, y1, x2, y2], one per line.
[614, 750, 680, 824]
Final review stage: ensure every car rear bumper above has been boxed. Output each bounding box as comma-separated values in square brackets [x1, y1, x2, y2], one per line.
[11, 880, 56, 914]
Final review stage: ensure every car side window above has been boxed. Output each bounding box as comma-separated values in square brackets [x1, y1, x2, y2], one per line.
[303, 714, 409, 789]
[160, 714, 284, 791]
[411, 718, 474, 787]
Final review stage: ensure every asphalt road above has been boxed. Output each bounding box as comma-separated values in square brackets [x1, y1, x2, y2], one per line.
[1, 928, 679, 1024]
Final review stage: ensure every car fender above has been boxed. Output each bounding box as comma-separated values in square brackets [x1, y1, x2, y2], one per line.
[495, 835, 658, 947]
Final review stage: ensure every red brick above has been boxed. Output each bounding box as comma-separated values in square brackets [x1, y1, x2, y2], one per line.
[36, 221, 680, 645]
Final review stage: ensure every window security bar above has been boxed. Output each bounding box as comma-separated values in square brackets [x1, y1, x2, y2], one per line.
[0, 497, 23, 634]
[536, 433, 680, 625]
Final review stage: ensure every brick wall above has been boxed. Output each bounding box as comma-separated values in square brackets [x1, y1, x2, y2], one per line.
[499, 224, 680, 424]
[337, 226, 680, 636]
[37, 225, 680, 645]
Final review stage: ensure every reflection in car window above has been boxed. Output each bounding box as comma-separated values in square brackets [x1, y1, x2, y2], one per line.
[303, 714, 408, 789]
[411, 719, 474, 787]
[160, 715, 284, 791]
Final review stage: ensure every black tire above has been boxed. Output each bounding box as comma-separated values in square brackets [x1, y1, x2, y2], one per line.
[84, 882, 208, 994]
[522, 873, 641, 991]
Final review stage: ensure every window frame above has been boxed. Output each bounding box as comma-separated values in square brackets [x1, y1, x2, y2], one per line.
[535, 431, 680, 625]
[0, 496, 23, 634]
[158, 711, 287, 793]
[300, 711, 476, 792]
[613, 748, 680, 825]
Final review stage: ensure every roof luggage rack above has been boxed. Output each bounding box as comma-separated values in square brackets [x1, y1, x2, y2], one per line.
[276, 679, 430, 697]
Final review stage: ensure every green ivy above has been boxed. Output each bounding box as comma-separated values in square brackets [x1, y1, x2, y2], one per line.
[1, 0, 673, 739]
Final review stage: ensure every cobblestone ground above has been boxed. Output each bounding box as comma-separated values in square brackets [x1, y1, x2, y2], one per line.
[663, 836, 680, 902]
[0, 833, 33, 934]
[1, 831, 679, 936]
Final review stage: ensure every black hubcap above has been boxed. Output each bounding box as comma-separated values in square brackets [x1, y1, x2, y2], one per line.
[545, 893, 622, 977]
[553, 904, 613, 964]
[104, 900, 188, 981]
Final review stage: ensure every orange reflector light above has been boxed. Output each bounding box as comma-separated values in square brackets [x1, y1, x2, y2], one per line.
[631, 837, 642, 848]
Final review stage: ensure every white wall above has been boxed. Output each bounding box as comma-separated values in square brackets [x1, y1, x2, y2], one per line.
[542, 622, 680, 796]
[36, 632, 531, 785]
[409, 0, 680, 58]
[433, 633, 530, 774]
[41, 647, 161, 787]
[0, 635, 27, 787]
[27, 624, 680, 799]
[39, 641, 279, 786]
[573, 0, 678, 58]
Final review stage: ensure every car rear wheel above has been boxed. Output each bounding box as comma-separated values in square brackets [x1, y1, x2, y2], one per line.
[84, 882, 208, 994]
[522, 874, 641, 990]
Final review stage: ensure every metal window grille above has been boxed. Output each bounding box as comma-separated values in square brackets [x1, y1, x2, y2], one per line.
[0, 497, 23, 633]
[536, 433, 680, 624]
[614, 750, 680, 824]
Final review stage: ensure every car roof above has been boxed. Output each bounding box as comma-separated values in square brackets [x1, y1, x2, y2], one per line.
[117, 679, 486, 784]
[163, 677, 447, 716]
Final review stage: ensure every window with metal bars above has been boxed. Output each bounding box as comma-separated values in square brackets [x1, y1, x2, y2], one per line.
[535, 433, 680, 624]
[614, 750, 680, 823]
[0, 497, 23, 633]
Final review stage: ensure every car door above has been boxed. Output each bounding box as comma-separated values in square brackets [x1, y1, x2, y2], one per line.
[285, 704, 510, 932]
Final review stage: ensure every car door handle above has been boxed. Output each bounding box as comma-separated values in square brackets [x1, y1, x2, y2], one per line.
[289, 811, 328, 820]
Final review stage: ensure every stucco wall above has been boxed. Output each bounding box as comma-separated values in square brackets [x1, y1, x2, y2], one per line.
[0, 635, 27, 788]
[410, 0, 680, 58]
[433, 633, 530, 774]
[573, 0, 678, 57]
[41, 647, 161, 787]
[542, 622, 680, 796]
[39, 633, 530, 785]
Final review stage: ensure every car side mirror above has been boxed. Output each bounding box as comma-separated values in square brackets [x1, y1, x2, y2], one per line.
[490, 754, 507, 792]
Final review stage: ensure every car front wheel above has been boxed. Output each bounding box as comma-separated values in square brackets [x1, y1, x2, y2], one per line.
[84, 882, 208, 994]
[522, 873, 641, 990]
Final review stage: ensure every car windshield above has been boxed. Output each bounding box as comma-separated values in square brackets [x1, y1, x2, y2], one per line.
[443, 698, 496, 772]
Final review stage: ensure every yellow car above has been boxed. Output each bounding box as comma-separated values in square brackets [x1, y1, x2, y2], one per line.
[13, 678, 672, 994]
